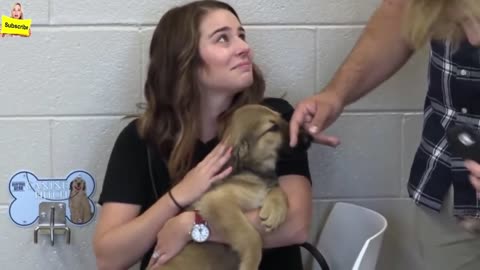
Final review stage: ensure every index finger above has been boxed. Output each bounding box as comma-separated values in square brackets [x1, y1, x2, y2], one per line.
[289, 108, 304, 147]
[289, 102, 317, 147]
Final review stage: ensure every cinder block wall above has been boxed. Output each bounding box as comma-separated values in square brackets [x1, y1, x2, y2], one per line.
[0, 1, 429, 269]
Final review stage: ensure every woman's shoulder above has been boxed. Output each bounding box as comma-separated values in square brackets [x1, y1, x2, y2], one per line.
[105, 118, 149, 174]
[118, 118, 140, 136]
[261, 97, 295, 120]
[113, 118, 146, 148]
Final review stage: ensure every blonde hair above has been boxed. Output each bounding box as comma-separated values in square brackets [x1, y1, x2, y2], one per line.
[403, 0, 480, 49]
[11, 2, 23, 19]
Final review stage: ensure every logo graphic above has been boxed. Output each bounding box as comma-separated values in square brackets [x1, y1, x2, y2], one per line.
[1, 15, 31, 36]
[8, 170, 97, 227]
[1, 2, 31, 37]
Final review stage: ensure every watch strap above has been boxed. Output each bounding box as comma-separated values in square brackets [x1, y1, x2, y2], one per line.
[194, 210, 206, 224]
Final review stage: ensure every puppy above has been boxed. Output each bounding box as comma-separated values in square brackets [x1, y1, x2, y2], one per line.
[149, 104, 312, 270]
[69, 177, 92, 224]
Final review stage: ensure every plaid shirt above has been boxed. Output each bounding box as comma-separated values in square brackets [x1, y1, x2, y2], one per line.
[408, 40, 480, 217]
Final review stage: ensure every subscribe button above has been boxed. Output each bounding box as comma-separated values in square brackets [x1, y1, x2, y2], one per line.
[1, 15, 31, 36]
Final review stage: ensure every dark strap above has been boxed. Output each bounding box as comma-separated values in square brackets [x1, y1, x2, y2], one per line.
[146, 145, 160, 199]
[299, 242, 330, 270]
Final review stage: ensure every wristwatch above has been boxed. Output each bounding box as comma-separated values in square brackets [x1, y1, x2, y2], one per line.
[190, 211, 210, 243]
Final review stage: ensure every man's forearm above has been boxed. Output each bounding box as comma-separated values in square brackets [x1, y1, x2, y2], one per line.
[326, 0, 414, 106]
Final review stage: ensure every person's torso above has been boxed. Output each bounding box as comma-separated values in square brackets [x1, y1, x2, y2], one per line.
[427, 40, 480, 116]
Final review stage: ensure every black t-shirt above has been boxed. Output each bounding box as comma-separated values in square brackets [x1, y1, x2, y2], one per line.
[98, 97, 311, 270]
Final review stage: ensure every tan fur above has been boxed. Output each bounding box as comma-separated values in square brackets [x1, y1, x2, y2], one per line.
[69, 177, 92, 224]
[403, 0, 480, 49]
[149, 104, 306, 270]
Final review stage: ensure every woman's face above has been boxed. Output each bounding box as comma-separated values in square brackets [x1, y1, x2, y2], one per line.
[12, 4, 22, 19]
[197, 9, 254, 96]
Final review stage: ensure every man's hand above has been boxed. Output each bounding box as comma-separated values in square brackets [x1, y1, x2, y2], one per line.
[461, 14, 480, 47]
[451, 5, 480, 47]
[289, 90, 344, 147]
[465, 160, 480, 192]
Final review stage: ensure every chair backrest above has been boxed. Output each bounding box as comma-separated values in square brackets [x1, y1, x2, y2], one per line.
[314, 202, 388, 270]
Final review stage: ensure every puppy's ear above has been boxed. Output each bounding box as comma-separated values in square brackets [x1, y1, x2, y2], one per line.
[69, 181, 73, 191]
[82, 181, 86, 191]
[230, 139, 249, 171]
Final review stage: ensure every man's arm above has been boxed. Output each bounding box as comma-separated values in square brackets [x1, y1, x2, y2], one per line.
[327, 0, 414, 106]
[290, 0, 417, 147]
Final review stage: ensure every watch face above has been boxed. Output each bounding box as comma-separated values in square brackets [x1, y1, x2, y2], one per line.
[191, 223, 210, 243]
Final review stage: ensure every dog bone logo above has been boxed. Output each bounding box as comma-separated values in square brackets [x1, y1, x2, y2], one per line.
[8, 170, 96, 226]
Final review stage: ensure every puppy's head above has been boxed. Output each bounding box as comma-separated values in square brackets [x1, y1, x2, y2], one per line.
[70, 177, 86, 192]
[221, 104, 312, 175]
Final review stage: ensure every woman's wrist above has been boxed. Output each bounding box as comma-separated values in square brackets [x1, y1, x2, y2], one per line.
[167, 189, 186, 211]
[178, 211, 195, 241]
[184, 211, 225, 244]
[169, 184, 193, 210]
[171, 179, 205, 209]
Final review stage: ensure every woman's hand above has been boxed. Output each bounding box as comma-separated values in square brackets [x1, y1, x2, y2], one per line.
[465, 160, 480, 192]
[147, 211, 194, 268]
[170, 143, 233, 207]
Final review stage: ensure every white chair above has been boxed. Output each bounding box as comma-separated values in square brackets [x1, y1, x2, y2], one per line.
[313, 202, 388, 270]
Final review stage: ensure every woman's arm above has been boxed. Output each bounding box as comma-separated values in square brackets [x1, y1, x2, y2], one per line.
[246, 175, 312, 247]
[96, 142, 233, 269]
[205, 175, 312, 247]
[324, 0, 414, 106]
[93, 194, 181, 270]
[157, 175, 312, 249]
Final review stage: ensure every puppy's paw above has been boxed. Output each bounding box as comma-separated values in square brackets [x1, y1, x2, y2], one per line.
[259, 200, 288, 232]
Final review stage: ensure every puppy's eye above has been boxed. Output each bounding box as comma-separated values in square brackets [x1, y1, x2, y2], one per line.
[267, 124, 280, 132]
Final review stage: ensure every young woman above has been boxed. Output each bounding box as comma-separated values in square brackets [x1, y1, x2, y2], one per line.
[93, 1, 312, 269]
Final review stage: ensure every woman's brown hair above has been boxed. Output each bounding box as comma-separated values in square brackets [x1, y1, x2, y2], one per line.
[138, 0, 265, 184]
[403, 0, 480, 49]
